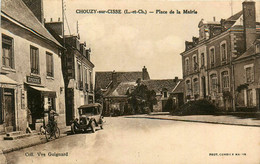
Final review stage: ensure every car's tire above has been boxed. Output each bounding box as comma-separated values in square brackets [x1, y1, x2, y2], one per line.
[71, 123, 76, 134]
[100, 125, 103, 129]
[90, 120, 95, 133]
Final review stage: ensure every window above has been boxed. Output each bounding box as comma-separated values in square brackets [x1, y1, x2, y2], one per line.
[2, 35, 14, 69]
[84, 68, 88, 91]
[210, 48, 215, 67]
[201, 53, 205, 67]
[89, 71, 93, 91]
[193, 78, 199, 94]
[46, 52, 53, 77]
[185, 58, 189, 74]
[30, 46, 39, 74]
[221, 43, 227, 62]
[163, 92, 167, 98]
[48, 98, 56, 110]
[221, 71, 229, 89]
[193, 55, 197, 71]
[245, 66, 254, 83]
[77, 63, 83, 89]
[210, 74, 218, 91]
[186, 80, 191, 95]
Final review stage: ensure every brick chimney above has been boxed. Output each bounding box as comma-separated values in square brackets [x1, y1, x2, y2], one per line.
[243, 1, 256, 50]
[112, 70, 117, 87]
[142, 66, 149, 80]
[22, 0, 44, 24]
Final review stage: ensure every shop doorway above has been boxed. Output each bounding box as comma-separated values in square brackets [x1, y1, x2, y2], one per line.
[27, 87, 44, 130]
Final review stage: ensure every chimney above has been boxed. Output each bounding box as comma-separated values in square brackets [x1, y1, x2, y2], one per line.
[112, 70, 117, 87]
[243, 1, 256, 50]
[22, 0, 44, 24]
[142, 66, 149, 80]
[174, 76, 178, 82]
[213, 17, 216, 22]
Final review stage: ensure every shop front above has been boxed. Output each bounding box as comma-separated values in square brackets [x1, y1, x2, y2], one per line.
[26, 76, 56, 131]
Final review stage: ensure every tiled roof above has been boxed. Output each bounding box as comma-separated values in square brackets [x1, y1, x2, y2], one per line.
[108, 82, 136, 97]
[95, 71, 149, 89]
[141, 79, 181, 93]
[226, 11, 243, 21]
[1, 0, 62, 47]
[235, 45, 256, 61]
[171, 80, 184, 94]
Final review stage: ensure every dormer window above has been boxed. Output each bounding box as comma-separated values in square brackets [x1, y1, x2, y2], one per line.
[256, 43, 260, 53]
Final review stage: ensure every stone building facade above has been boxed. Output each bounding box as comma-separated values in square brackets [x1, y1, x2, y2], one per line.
[0, 0, 66, 133]
[62, 35, 95, 125]
[181, 1, 260, 111]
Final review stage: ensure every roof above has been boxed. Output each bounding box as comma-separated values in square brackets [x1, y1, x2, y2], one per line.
[1, 0, 62, 47]
[141, 79, 181, 93]
[0, 74, 18, 85]
[108, 82, 137, 97]
[226, 11, 243, 22]
[78, 103, 102, 109]
[171, 80, 184, 94]
[235, 45, 257, 61]
[95, 71, 150, 89]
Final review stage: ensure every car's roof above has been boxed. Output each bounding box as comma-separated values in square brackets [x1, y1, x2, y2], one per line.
[78, 103, 102, 109]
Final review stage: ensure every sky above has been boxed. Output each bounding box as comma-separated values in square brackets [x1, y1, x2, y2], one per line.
[44, 0, 260, 79]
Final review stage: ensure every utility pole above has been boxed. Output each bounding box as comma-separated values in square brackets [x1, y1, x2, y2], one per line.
[230, 0, 233, 16]
[62, 0, 65, 46]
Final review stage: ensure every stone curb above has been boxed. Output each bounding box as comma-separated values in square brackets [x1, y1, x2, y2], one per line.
[1, 132, 69, 155]
[126, 116, 260, 127]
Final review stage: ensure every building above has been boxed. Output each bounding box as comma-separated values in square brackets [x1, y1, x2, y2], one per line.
[95, 66, 150, 115]
[181, 1, 260, 111]
[61, 35, 95, 125]
[170, 80, 185, 109]
[0, 0, 66, 133]
[233, 39, 260, 111]
[140, 78, 181, 112]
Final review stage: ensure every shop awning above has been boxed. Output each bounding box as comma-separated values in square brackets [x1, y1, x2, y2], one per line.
[30, 85, 56, 98]
[0, 74, 18, 85]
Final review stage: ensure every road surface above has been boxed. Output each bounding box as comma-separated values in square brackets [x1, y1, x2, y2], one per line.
[4, 117, 260, 164]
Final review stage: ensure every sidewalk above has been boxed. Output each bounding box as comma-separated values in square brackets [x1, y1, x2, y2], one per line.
[0, 126, 70, 155]
[126, 113, 260, 127]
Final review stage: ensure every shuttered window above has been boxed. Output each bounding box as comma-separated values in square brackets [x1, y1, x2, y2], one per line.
[30, 46, 39, 74]
[46, 52, 54, 77]
[2, 35, 14, 69]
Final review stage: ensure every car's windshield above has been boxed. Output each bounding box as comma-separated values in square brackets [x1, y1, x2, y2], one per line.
[79, 107, 99, 115]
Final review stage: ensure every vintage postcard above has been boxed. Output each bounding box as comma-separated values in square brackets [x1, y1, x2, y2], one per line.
[0, 0, 260, 163]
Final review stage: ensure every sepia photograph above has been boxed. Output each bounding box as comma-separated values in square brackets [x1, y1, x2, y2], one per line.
[0, 0, 260, 163]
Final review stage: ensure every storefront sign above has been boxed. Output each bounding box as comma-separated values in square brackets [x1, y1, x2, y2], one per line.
[26, 76, 41, 84]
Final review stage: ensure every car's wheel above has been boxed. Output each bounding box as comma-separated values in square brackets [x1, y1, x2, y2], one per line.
[71, 123, 76, 134]
[90, 121, 95, 133]
[100, 125, 103, 129]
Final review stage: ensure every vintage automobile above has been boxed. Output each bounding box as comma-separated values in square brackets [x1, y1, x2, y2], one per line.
[70, 103, 104, 134]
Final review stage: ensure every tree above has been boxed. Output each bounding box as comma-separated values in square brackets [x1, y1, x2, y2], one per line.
[127, 84, 157, 114]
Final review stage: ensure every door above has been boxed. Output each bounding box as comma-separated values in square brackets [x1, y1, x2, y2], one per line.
[201, 76, 206, 98]
[3, 89, 15, 132]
